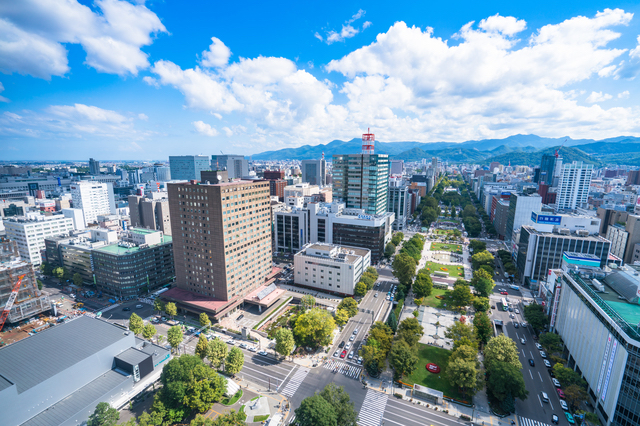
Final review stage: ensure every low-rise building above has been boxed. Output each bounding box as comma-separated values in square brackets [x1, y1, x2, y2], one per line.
[293, 243, 370, 296]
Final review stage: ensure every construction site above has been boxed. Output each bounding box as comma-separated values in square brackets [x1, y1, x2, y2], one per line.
[0, 240, 53, 346]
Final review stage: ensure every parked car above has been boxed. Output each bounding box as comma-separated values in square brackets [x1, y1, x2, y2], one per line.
[557, 388, 565, 399]
[540, 351, 548, 359]
[348, 351, 354, 359]
[552, 414, 559, 424]
[565, 413, 575, 424]
[237, 314, 244, 321]
[248, 346, 257, 352]
[349, 335, 355, 341]
[340, 350, 347, 358]
[334, 351, 340, 357]
[239, 343, 248, 349]
[226, 339, 235, 345]
[339, 341, 345, 348]
[535, 343, 543, 350]
[559, 400, 569, 411]
[521, 322, 527, 327]
[544, 360, 552, 368]
[258, 350, 268, 356]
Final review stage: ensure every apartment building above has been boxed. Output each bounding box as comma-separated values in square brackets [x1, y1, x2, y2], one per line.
[70, 181, 116, 227]
[4, 214, 75, 265]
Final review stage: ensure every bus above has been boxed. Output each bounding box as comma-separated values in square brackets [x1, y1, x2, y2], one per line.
[501, 298, 508, 311]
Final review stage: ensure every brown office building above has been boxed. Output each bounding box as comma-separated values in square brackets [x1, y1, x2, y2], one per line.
[164, 179, 273, 316]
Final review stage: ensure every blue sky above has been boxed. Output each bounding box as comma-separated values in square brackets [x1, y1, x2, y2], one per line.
[1, 0, 640, 161]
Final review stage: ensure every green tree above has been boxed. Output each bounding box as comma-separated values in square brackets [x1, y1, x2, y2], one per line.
[72, 272, 83, 288]
[53, 266, 64, 280]
[396, 317, 424, 347]
[165, 302, 177, 319]
[385, 242, 396, 258]
[334, 309, 349, 327]
[354, 281, 367, 297]
[167, 326, 184, 352]
[128, 312, 144, 335]
[524, 304, 549, 332]
[461, 204, 477, 219]
[445, 321, 477, 350]
[564, 385, 588, 411]
[473, 297, 490, 313]
[225, 347, 244, 375]
[190, 410, 246, 426]
[553, 364, 587, 388]
[451, 282, 473, 309]
[450, 344, 478, 363]
[484, 335, 522, 371]
[275, 327, 295, 357]
[208, 338, 228, 369]
[301, 294, 316, 310]
[386, 310, 398, 332]
[470, 269, 494, 297]
[473, 312, 493, 345]
[487, 362, 528, 401]
[40, 261, 53, 276]
[468, 240, 486, 253]
[391, 232, 404, 246]
[87, 402, 119, 426]
[319, 383, 358, 426]
[389, 339, 419, 379]
[413, 273, 433, 298]
[37, 279, 43, 290]
[337, 297, 358, 318]
[471, 251, 494, 271]
[199, 313, 211, 329]
[293, 308, 336, 348]
[392, 252, 417, 287]
[143, 323, 157, 341]
[294, 394, 337, 426]
[195, 334, 210, 359]
[153, 298, 165, 314]
[539, 333, 563, 354]
[447, 357, 478, 396]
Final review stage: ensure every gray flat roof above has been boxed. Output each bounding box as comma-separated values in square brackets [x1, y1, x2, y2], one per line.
[115, 348, 150, 366]
[0, 316, 129, 394]
[21, 369, 129, 426]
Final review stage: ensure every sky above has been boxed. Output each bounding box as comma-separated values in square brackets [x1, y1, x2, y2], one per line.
[1, 0, 640, 161]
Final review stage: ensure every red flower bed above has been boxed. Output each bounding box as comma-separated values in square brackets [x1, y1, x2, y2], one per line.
[426, 363, 440, 373]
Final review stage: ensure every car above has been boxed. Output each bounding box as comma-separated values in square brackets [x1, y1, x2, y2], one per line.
[498, 288, 506, 292]
[552, 414, 559, 424]
[491, 305, 496, 309]
[540, 351, 548, 359]
[535, 343, 543, 350]
[500, 291, 508, 295]
[520, 338, 526, 345]
[345, 343, 351, 350]
[386, 295, 390, 300]
[541, 391, 549, 402]
[552, 378, 561, 387]
[544, 359, 552, 368]
[521, 322, 527, 327]
[338, 341, 345, 348]
[334, 351, 340, 357]
[237, 314, 244, 321]
[515, 308, 520, 314]
[357, 356, 363, 364]
[565, 413, 575, 424]
[348, 351, 354, 359]
[353, 329, 358, 334]
[122, 307, 131, 311]
[258, 350, 268, 356]
[135, 304, 143, 309]
[374, 293, 378, 297]
[509, 313, 515, 319]
[508, 307, 513, 312]
[529, 359, 535, 367]
[549, 369, 556, 377]
[161, 317, 167, 321]
[239, 343, 248, 349]
[557, 388, 565, 399]
[349, 335, 355, 341]
[226, 339, 235, 345]
[340, 350, 347, 358]
[559, 400, 569, 411]
[513, 322, 519, 328]
[248, 346, 257, 352]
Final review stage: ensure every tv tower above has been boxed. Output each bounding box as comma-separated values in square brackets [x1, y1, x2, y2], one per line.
[362, 128, 375, 154]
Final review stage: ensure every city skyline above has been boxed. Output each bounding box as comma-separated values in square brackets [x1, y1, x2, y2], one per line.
[1, 1, 640, 161]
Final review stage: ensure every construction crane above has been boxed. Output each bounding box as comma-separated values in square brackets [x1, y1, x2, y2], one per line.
[0, 274, 26, 332]
[555, 139, 567, 158]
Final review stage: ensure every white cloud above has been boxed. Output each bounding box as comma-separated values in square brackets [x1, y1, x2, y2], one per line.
[142, 76, 159, 87]
[138, 113, 148, 120]
[586, 91, 613, 103]
[478, 14, 526, 36]
[0, 82, 8, 102]
[615, 35, 640, 79]
[0, 0, 166, 79]
[49, 103, 129, 123]
[192, 120, 218, 136]
[200, 37, 231, 68]
[618, 90, 630, 99]
[316, 9, 371, 44]
[222, 126, 233, 137]
[212, 112, 222, 119]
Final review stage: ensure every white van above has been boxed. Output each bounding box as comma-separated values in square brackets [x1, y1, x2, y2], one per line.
[509, 285, 520, 291]
[541, 391, 549, 402]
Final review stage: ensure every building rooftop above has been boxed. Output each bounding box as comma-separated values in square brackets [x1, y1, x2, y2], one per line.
[93, 235, 172, 255]
[522, 225, 609, 241]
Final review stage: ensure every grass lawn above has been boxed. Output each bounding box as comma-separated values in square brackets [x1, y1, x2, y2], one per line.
[221, 389, 243, 406]
[421, 288, 450, 309]
[433, 229, 456, 235]
[423, 261, 465, 278]
[403, 344, 468, 402]
[431, 242, 462, 253]
[437, 218, 461, 224]
[254, 414, 270, 422]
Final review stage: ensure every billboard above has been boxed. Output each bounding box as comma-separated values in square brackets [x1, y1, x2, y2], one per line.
[531, 212, 561, 224]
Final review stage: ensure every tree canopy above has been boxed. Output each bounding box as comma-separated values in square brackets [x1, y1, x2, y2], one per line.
[294, 394, 337, 426]
[167, 326, 184, 351]
[392, 252, 417, 287]
[165, 302, 177, 318]
[293, 308, 336, 348]
[451, 282, 473, 309]
[487, 361, 528, 401]
[87, 402, 119, 426]
[275, 327, 295, 357]
[337, 298, 358, 318]
[539, 333, 563, 354]
[199, 313, 211, 329]
[396, 317, 424, 347]
[524, 304, 549, 332]
[413, 272, 433, 299]
[225, 347, 244, 375]
[128, 313, 144, 335]
[208, 338, 228, 369]
[484, 335, 522, 371]
[389, 339, 419, 379]
[471, 251, 494, 271]
[142, 323, 157, 341]
[473, 312, 493, 345]
[470, 269, 494, 297]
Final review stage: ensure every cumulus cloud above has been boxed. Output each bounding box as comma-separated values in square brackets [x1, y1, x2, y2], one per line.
[586, 91, 613, 103]
[316, 9, 371, 44]
[138, 113, 148, 120]
[193, 120, 218, 136]
[618, 90, 630, 99]
[0, 0, 166, 79]
[200, 37, 231, 68]
[615, 35, 640, 79]
[0, 82, 8, 102]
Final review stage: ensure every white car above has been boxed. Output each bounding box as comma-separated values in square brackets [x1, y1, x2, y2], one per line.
[543, 360, 552, 368]
[258, 350, 268, 356]
[248, 346, 257, 352]
[535, 343, 543, 350]
[239, 343, 248, 349]
[559, 400, 569, 411]
[334, 351, 339, 357]
[348, 351, 354, 359]
[226, 339, 235, 345]
[552, 378, 561, 387]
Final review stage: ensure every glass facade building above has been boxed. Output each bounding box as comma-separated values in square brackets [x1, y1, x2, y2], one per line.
[332, 154, 389, 216]
[169, 155, 211, 181]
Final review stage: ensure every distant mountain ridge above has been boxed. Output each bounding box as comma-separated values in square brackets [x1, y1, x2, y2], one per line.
[252, 134, 640, 166]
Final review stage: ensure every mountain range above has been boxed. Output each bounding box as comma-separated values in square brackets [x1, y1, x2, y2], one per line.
[252, 134, 640, 167]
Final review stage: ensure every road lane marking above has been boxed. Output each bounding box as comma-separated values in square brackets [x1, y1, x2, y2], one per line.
[529, 369, 534, 379]
[278, 365, 297, 391]
[539, 371, 543, 382]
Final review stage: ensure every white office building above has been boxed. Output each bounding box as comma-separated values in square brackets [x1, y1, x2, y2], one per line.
[556, 161, 593, 212]
[70, 181, 116, 227]
[388, 178, 410, 231]
[293, 243, 370, 296]
[4, 214, 75, 265]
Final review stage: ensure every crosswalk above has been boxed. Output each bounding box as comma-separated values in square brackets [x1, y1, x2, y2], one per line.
[323, 359, 362, 380]
[518, 416, 552, 426]
[280, 367, 310, 397]
[358, 390, 388, 426]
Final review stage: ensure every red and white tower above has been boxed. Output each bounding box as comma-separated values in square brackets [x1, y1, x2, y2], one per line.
[362, 128, 375, 154]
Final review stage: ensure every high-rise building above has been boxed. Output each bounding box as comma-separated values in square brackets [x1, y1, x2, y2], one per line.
[154, 166, 172, 182]
[432, 157, 439, 180]
[539, 154, 561, 186]
[390, 160, 404, 176]
[167, 179, 272, 307]
[388, 178, 409, 231]
[4, 215, 75, 265]
[504, 193, 542, 242]
[556, 161, 593, 212]
[169, 155, 211, 181]
[70, 181, 116, 227]
[89, 158, 100, 175]
[627, 170, 640, 185]
[128, 192, 172, 235]
[301, 156, 326, 186]
[210, 155, 248, 179]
